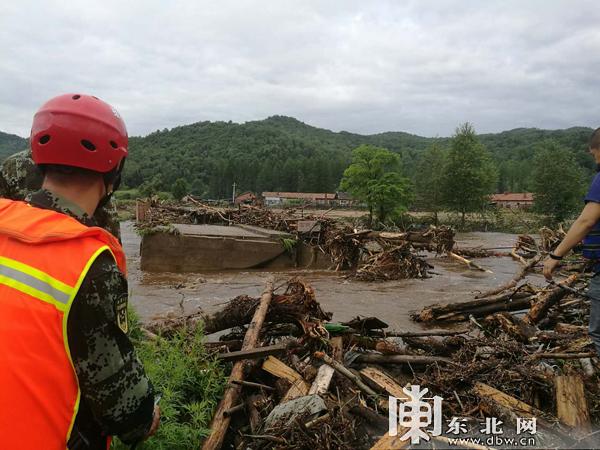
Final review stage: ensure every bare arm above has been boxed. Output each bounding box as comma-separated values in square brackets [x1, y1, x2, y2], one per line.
[544, 202, 600, 279]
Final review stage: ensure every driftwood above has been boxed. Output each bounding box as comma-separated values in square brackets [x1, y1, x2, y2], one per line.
[472, 381, 569, 440]
[476, 254, 542, 299]
[370, 433, 410, 450]
[483, 312, 537, 342]
[524, 274, 579, 325]
[230, 380, 275, 391]
[415, 291, 534, 323]
[216, 340, 297, 362]
[555, 375, 591, 432]
[246, 394, 264, 434]
[346, 335, 407, 355]
[414, 290, 532, 322]
[314, 351, 379, 398]
[374, 329, 469, 338]
[201, 279, 274, 450]
[402, 336, 454, 355]
[359, 367, 406, 399]
[308, 364, 335, 395]
[262, 356, 310, 401]
[447, 251, 492, 273]
[330, 336, 344, 361]
[354, 354, 453, 365]
[531, 352, 596, 360]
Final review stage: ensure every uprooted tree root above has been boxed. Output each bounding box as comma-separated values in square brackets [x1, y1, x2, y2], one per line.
[354, 243, 431, 281]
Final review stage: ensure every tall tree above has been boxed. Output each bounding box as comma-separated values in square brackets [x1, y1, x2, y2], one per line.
[532, 140, 586, 224]
[340, 145, 412, 226]
[442, 123, 497, 227]
[415, 143, 446, 224]
[171, 178, 189, 200]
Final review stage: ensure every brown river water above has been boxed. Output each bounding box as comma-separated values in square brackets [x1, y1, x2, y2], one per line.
[122, 222, 544, 334]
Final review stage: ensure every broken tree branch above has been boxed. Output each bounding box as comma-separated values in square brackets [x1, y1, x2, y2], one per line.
[201, 278, 274, 450]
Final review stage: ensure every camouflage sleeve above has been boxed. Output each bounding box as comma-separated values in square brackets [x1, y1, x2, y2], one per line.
[93, 201, 122, 242]
[0, 149, 43, 200]
[0, 170, 11, 198]
[67, 251, 154, 444]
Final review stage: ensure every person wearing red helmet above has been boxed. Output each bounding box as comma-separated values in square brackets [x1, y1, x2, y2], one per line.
[0, 94, 159, 449]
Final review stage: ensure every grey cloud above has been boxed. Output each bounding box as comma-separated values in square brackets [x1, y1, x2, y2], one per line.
[1, 0, 599, 138]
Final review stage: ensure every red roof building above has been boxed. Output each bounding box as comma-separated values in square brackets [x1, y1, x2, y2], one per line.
[491, 192, 534, 209]
[234, 191, 257, 205]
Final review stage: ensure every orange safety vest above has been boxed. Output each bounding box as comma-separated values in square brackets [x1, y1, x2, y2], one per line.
[0, 199, 126, 450]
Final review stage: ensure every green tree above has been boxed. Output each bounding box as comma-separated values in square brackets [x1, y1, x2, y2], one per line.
[340, 145, 412, 226]
[171, 178, 189, 200]
[415, 143, 446, 224]
[139, 174, 164, 197]
[532, 140, 586, 224]
[442, 123, 497, 227]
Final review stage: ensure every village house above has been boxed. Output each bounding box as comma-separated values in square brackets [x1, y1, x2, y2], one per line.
[261, 192, 336, 207]
[260, 191, 357, 207]
[490, 192, 534, 209]
[234, 191, 257, 205]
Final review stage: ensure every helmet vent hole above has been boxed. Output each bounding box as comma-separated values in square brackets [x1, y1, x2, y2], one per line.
[110, 140, 118, 149]
[39, 135, 51, 145]
[72, 95, 81, 100]
[81, 140, 96, 151]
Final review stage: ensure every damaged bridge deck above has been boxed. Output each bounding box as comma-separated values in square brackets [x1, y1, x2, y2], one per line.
[140, 223, 332, 272]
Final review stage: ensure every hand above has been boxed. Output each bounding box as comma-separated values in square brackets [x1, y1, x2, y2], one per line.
[145, 406, 160, 439]
[543, 257, 561, 281]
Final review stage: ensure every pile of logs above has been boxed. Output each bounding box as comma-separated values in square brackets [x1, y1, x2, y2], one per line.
[409, 232, 600, 448]
[146, 263, 600, 449]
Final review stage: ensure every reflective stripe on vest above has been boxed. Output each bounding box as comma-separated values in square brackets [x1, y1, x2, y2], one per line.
[0, 255, 74, 308]
[0, 199, 126, 450]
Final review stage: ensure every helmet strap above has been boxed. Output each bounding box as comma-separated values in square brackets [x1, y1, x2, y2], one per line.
[96, 160, 124, 210]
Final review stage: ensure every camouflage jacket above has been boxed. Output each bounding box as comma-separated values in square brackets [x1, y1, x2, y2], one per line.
[0, 149, 121, 240]
[26, 190, 154, 448]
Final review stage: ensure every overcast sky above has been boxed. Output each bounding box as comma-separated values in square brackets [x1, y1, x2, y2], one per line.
[1, 1, 599, 138]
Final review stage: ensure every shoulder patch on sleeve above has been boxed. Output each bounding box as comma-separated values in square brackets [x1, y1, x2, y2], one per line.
[115, 294, 129, 333]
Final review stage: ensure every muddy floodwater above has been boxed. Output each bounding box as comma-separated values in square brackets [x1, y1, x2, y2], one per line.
[123, 222, 544, 334]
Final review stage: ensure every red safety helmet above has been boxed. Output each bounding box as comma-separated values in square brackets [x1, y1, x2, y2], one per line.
[30, 93, 128, 173]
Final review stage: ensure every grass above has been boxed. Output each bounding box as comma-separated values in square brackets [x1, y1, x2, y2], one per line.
[113, 309, 226, 449]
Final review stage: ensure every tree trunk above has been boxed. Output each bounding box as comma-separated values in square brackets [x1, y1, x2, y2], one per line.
[201, 279, 274, 450]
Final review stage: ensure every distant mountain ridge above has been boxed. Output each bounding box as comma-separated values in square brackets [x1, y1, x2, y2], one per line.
[0, 116, 593, 197]
[0, 131, 27, 161]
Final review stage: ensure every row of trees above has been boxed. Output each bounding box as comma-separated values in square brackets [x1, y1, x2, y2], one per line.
[115, 116, 592, 203]
[341, 123, 587, 227]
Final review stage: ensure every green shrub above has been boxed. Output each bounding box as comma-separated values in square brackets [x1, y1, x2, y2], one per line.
[114, 309, 226, 449]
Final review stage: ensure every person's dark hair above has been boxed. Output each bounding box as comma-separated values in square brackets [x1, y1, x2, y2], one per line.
[39, 164, 103, 185]
[590, 127, 600, 150]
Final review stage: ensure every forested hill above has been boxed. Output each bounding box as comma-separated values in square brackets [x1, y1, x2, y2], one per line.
[0, 117, 593, 198]
[0, 131, 27, 160]
[122, 115, 440, 198]
[123, 116, 593, 198]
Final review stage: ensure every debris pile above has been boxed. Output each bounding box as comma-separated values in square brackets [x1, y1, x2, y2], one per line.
[135, 198, 468, 280]
[354, 242, 431, 281]
[146, 263, 600, 449]
[411, 231, 600, 447]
